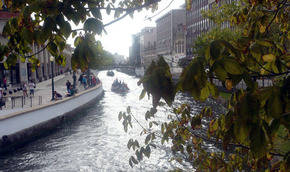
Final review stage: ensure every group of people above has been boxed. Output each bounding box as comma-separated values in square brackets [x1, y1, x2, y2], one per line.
[0, 81, 35, 109]
[78, 73, 100, 89]
[65, 80, 76, 97]
[22, 81, 36, 97]
[112, 79, 129, 92]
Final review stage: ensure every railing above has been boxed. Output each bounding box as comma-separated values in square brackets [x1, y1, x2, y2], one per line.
[0, 96, 43, 110]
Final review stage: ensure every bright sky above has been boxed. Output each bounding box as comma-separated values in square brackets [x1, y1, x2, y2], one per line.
[97, 0, 184, 57]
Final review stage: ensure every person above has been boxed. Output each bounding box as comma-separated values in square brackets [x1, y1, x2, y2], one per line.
[0, 88, 4, 110]
[72, 72, 77, 89]
[92, 76, 96, 86]
[66, 80, 71, 93]
[67, 85, 75, 97]
[3, 77, 7, 90]
[82, 76, 87, 89]
[53, 91, 62, 100]
[78, 74, 83, 86]
[29, 81, 35, 96]
[96, 77, 100, 85]
[22, 83, 28, 97]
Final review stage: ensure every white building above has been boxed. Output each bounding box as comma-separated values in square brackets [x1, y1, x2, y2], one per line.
[0, 10, 72, 87]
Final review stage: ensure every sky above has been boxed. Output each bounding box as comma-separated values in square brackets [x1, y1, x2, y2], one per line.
[96, 0, 184, 57]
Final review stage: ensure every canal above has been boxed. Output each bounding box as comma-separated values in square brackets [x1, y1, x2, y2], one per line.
[0, 70, 224, 171]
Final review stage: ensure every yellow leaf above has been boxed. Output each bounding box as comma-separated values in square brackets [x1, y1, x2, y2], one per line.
[0, 1, 2, 10]
[225, 80, 233, 90]
[260, 25, 266, 33]
[262, 54, 276, 62]
[275, 16, 279, 23]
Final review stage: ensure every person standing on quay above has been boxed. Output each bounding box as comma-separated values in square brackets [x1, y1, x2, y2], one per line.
[0, 87, 4, 110]
[29, 81, 35, 96]
[66, 80, 71, 93]
[73, 71, 77, 89]
[22, 83, 28, 97]
[3, 77, 7, 90]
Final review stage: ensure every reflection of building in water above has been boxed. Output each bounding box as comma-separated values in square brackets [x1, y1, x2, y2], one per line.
[0, 10, 72, 87]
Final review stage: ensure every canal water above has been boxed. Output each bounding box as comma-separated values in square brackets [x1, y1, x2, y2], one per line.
[0, 70, 223, 171]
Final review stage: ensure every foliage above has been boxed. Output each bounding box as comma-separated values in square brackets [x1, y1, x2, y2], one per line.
[120, 0, 290, 171]
[0, 0, 159, 70]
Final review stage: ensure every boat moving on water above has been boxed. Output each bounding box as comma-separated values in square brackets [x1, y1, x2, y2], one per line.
[107, 70, 114, 76]
[111, 79, 129, 93]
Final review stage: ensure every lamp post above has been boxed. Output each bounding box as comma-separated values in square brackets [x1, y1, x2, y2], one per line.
[50, 56, 55, 101]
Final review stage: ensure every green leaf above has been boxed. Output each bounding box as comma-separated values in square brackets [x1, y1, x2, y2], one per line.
[144, 145, 151, 158]
[267, 94, 283, 119]
[60, 21, 71, 38]
[129, 158, 133, 168]
[47, 42, 58, 57]
[139, 89, 146, 100]
[83, 18, 103, 34]
[127, 106, 131, 114]
[106, 4, 111, 15]
[213, 63, 228, 81]
[234, 122, 251, 143]
[145, 134, 151, 145]
[91, 8, 102, 19]
[210, 40, 222, 60]
[131, 156, 138, 164]
[256, 40, 273, 47]
[223, 58, 243, 75]
[250, 127, 267, 158]
[200, 84, 210, 101]
[118, 112, 123, 121]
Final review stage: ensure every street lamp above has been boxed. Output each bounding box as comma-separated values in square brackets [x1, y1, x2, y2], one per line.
[50, 56, 55, 101]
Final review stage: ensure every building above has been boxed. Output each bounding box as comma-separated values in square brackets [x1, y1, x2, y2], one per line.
[186, 0, 211, 58]
[140, 27, 156, 68]
[129, 33, 141, 67]
[186, 0, 234, 58]
[156, 9, 186, 67]
[0, 10, 72, 87]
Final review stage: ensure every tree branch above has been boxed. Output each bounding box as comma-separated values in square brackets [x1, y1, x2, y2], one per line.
[265, 0, 287, 33]
[104, 0, 161, 27]
[24, 41, 51, 58]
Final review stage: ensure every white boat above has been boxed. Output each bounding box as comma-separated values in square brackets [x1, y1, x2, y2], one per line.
[0, 84, 104, 154]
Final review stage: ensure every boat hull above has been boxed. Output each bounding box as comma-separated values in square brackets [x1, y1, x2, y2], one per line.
[0, 85, 104, 154]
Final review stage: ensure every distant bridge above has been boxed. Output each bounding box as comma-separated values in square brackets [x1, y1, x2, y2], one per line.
[113, 65, 136, 69]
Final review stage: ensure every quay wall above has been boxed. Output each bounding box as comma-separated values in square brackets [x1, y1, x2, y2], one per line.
[0, 85, 104, 154]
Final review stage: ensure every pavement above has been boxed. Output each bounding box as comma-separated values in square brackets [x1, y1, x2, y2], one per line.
[0, 72, 88, 116]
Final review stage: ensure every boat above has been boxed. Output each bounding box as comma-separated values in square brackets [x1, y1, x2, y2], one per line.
[107, 70, 114, 76]
[0, 83, 104, 154]
[111, 79, 129, 93]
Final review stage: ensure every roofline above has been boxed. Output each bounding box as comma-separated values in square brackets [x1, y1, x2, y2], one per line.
[155, 9, 185, 23]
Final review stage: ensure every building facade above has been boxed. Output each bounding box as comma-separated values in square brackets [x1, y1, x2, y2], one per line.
[156, 9, 186, 67]
[186, 0, 211, 58]
[129, 33, 141, 67]
[140, 27, 156, 68]
[186, 0, 234, 58]
[0, 10, 72, 87]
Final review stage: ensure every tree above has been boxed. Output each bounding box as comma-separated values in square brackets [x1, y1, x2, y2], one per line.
[120, 0, 289, 170]
[0, 0, 160, 71]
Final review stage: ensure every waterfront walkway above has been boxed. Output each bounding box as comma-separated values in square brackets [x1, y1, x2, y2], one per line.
[0, 72, 88, 116]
